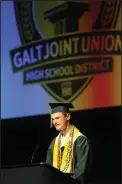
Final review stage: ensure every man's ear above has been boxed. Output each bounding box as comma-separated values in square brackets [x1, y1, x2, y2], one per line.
[66, 113, 71, 120]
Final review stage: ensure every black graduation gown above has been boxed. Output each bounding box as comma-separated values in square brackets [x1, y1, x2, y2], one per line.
[46, 135, 92, 184]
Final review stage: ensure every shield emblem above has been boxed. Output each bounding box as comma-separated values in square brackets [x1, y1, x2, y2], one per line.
[11, 0, 119, 102]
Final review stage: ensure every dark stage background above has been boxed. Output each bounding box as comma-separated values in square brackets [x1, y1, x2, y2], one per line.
[1, 106, 121, 184]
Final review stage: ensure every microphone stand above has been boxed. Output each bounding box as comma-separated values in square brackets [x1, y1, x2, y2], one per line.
[30, 145, 39, 164]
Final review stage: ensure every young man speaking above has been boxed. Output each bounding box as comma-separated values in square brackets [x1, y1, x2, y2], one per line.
[46, 102, 92, 184]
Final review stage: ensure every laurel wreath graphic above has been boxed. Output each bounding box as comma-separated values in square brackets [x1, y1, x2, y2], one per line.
[101, 1, 114, 28]
[20, 2, 34, 42]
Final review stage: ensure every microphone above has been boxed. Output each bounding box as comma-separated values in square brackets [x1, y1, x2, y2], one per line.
[30, 144, 39, 164]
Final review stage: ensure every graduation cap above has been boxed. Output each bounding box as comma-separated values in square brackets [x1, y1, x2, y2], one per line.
[49, 102, 74, 128]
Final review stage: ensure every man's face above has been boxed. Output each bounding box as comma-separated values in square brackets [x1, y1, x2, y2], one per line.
[51, 112, 70, 131]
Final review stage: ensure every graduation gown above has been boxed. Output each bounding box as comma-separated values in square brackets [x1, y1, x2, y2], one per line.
[46, 134, 92, 184]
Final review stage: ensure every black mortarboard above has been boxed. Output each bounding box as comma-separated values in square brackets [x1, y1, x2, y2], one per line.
[49, 102, 74, 114]
[49, 102, 74, 128]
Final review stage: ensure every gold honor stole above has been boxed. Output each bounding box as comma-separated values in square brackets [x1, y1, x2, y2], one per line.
[53, 125, 80, 173]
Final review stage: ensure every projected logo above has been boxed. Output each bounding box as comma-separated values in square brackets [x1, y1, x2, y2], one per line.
[10, 0, 121, 102]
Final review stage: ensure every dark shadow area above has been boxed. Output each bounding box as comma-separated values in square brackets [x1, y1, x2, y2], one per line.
[1, 106, 121, 184]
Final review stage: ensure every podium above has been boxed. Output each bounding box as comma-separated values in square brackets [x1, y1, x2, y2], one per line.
[1, 163, 80, 184]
